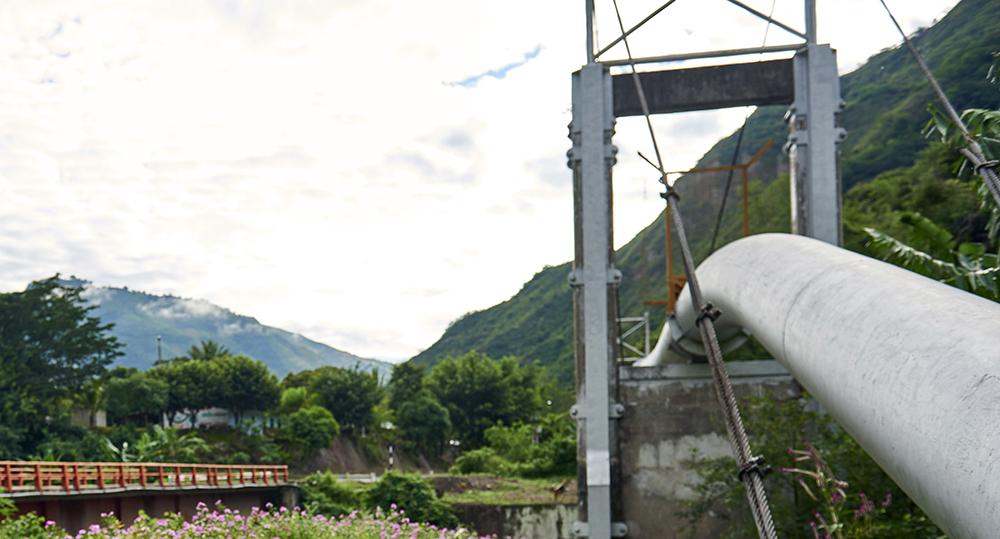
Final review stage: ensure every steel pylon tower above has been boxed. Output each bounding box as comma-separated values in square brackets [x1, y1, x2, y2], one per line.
[568, 1, 844, 537]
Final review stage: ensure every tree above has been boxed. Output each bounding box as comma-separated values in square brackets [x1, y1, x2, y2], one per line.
[425, 352, 542, 448]
[387, 361, 426, 412]
[278, 387, 317, 415]
[105, 371, 169, 425]
[185, 340, 230, 361]
[287, 366, 383, 434]
[0, 277, 121, 457]
[281, 405, 340, 455]
[74, 379, 106, 428]
[215, 355, 280, 423]
[150, 359, 223, 425]
[395, 393, 451, 456]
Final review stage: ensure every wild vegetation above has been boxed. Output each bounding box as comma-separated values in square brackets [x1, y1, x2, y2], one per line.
[0, 501, 483, 539]
[684, 394, 943, 538]
[0, 282, 574, 533]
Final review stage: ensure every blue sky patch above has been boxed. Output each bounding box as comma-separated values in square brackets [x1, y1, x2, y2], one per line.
[447, 45, 542, 88]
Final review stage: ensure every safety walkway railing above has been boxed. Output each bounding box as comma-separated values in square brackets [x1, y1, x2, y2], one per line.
[0, 461, 288, 495]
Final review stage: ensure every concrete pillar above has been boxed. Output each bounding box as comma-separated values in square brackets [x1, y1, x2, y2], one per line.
[618, 361, 798, 537]
[569, 62, 622, 538]
[281, 486, 302, 509]
[786, 44, 846, 245]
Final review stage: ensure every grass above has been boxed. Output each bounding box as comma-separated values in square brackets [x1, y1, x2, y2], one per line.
[433, 475, 576, 506]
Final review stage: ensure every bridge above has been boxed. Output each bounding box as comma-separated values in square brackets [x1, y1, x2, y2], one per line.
[1, 461, 296, 533]
[569, 1, 1000, 538]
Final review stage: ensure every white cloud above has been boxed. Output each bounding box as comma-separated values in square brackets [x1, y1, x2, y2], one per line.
[140, 298, 227, 320]
[0, 0, 959, 359]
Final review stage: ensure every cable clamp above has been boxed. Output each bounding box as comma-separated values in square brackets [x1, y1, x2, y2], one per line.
[737, 455, 772, 482]
[696, 302, 722, 324]
[659, 189, 680, 202]
[974, 159, 999, 174]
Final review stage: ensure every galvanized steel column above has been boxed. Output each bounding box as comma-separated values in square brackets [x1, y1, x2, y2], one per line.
[569, 61, 621, 539]
[787, 42, 845, 245]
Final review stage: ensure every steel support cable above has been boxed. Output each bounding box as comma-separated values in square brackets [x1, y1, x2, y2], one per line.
[709, 0, 777, 253]
[595, 0, 680, 59]
[609, 1, 777, 537]
[876, 0, 1000, 208]
[709, 113, 749, 253]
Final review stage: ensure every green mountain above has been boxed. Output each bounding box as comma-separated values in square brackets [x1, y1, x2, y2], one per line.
[411, 0, 1000, 381]
[65, 278, 390, 377]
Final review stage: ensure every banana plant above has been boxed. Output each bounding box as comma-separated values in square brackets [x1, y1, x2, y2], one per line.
[102, 439, 135, 462]
[865, 211, 1000, 301]
[925, 53, 1000, 242]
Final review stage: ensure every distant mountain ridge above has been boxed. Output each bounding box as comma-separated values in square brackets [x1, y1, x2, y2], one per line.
[62, 278, 389, 377]
[411, 0, 1000, 381]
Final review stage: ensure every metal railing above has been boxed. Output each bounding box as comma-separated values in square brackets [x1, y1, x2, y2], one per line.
[0, 461, 288, 495]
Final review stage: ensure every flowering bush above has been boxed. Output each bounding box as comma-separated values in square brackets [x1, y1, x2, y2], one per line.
[0, 502, 485, 539]
[363, 473, 457, 529]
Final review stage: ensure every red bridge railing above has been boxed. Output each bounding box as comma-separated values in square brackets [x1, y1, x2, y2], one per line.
[0, 461, 288, 495]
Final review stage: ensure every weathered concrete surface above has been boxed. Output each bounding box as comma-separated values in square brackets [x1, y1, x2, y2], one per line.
[612, 59, 794, 116]
[453, 503, 576, 538]
[618, 361, 798, 538]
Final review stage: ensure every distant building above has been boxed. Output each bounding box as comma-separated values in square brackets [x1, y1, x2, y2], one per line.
[71, 408, 107, 428]
[163, 408, 278, 430]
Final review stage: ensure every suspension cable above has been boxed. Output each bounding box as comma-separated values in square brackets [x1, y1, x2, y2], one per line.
[609, 1, 777, 537]
[876, 0, 1000, 207]
[709, 114, 749, 253]
[709, 0, 778, 253]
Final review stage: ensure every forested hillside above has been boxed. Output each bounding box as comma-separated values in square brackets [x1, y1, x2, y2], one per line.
[411, 0, 1000, 382]
[64, 278, 389, 377]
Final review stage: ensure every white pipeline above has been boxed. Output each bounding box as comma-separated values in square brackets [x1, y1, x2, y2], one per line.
[639, 233, 1000, 538]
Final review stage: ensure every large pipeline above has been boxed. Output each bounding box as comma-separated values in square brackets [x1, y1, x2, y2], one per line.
[637, 233, 1000, 538]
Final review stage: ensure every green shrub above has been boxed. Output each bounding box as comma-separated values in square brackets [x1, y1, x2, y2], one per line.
[301, 471, 360, 517]
[281, 405, 340, 453]
[363, 472, 457, 528]
[510, 435, 576, 478]
[223, 451, 252, 465]
[449, 447, 510, 475]
[0, 512, 57, 539]
[0, 491, 14, 519]
[451, 414, 576, 479]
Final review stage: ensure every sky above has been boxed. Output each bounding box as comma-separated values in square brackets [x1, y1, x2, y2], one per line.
[0, 0, 960, 361]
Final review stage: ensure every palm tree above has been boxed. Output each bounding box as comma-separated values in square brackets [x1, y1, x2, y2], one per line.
[185, 340, 230, 361]
[74, 380, 106, 427]
[142, 426, 210, 462]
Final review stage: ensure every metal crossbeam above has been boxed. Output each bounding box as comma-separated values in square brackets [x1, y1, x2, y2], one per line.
[600, 43, 802, 67]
